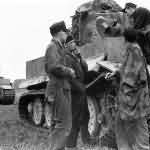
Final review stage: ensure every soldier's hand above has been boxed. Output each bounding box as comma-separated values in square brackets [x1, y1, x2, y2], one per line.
[105, 72, 115, 80]
[69, 68, 76, 78]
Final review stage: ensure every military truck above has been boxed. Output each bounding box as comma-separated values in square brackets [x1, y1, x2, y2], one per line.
[16, 0, 149, 137]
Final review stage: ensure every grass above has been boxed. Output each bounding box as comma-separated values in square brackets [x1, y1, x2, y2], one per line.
[0, 105, 117, 150]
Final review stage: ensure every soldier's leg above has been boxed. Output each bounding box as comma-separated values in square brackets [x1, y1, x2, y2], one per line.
[66, 122, 80, 148]
[49, 128, 71, 150]
[132, 118, 149, 150]
[45, 82, 56, 129]
[115, 115, 132, 150]
[49, 88, 72, 150]
[80, 95, 90, 144]
[115, 115, 149, 150]
[66, 92, 81, 148]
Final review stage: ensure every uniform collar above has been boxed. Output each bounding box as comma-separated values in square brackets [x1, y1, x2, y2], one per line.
[52, 38, 64, 49]
[66, 50, 81, 62]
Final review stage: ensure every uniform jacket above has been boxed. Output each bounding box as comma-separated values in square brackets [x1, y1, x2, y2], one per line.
[65, 50, 88, 93]
[118, 43, 150, 120]
[45, 39, 73, 97]
[131, 7, 150, 30]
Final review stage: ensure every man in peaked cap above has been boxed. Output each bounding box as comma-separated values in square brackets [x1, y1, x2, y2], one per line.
[64, 36, 98, 150]
[122, 2, 150, 30]
[96, 2, 150, 64]
[45, 21, 75, 150]
[122, 2, 137, 14]
[49, 21, 69, 37]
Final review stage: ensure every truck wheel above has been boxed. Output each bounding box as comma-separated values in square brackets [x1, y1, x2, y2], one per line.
[32, 98, 44, 126]
[87, 96, 100, 137]
[44, 102, 53, 128]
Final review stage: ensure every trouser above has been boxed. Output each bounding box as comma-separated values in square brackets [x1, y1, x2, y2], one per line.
[49, 88, 72, 150]
[115, 114, 149, 150]
[100, 102, 118, 149]
[66, 91, 90, 147]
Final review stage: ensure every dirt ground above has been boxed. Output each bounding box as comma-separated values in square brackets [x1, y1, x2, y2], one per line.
[0, 105, 101, 150]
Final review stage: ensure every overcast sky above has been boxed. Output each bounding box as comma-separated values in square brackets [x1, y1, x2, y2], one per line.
[0, 0, 150, 81]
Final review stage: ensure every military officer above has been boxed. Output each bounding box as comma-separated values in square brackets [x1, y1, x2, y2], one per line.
[44, 21, 75, 150]
[64, 36, 97, 149]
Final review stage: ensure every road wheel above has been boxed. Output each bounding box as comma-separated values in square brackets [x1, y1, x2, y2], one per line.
[87, 96, 100, 137]
[32, 98, 44, 126]
[18, 98, 29, 121]
[27, 102, 32, 113]
[27, 102, 33, 120]
[44, 102, 53, 128]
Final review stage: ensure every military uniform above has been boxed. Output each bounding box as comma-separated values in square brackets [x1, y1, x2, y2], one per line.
[122, 3, 150, 64]
[130, 7, 150, 64]
[96, 4, 150, 64]
[131, 7, 150, 30]
[44, 21, 73, 150]
[116, 43, 150, 150]
[64, 44, 91, 148]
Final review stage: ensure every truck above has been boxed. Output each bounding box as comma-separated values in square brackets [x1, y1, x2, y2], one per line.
[16, 0, 150, 137]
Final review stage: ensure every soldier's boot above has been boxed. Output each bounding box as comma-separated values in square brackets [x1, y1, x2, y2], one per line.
[80, 125, 99, 146]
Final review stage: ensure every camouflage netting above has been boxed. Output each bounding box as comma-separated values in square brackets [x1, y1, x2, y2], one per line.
[72, 0, 130, 63]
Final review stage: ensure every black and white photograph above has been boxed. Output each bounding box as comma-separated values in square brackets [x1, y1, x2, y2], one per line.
[0, 0, 150, 149]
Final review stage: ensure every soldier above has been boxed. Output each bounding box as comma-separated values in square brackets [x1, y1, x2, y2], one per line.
[64, 36, 97, 149]
[122, 2, 150, 30]
[98, 2, 150, 64]
[122, 2, 150, 64]
[44, 21, 75, 150]
[107, 28, 150, 150]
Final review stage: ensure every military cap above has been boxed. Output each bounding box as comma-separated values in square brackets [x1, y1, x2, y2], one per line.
[50, 21, 69, 36]
[125, 2, 137, 9]
[65, 35, 74, 44]
[122, 2, 137, 12]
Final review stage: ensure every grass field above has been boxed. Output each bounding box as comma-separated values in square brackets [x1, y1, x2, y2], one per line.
[0, 105, 103, 150]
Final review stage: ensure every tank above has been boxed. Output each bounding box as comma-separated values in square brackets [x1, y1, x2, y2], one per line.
[16, 0, 124, 132]
[71, 0, 150, 137]
[70, 0, 125, 136]
[16, 0, 149, 137]
[16, 55, 106, 130]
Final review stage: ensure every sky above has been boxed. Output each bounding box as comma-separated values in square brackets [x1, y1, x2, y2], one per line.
[0, 0, 150, 81]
